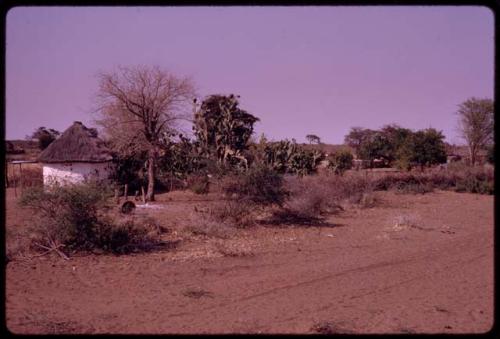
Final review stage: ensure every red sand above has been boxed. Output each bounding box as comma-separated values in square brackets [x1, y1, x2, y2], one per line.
[5, 189, 493, 334]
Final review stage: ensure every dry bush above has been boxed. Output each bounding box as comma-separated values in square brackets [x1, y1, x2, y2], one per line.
[220, 165, 287, 206]
[392, 213, 422, 231]
[424, 170, 460, 189]
[277, 173, 377, 222]
[97, 218, 165, 254]
[337, 172, 377, 205]
[372, 172, 435, 194]
[215, 241, 255, 257]
[370, 164, 493, 195]
[206, 200, 256, 229]
[454, 167, 494, 194]
[193, 166, 287, 229]
[184, 212, 236, 238]
[282, 174, 342, 219]
[19, 182, 165, 256]
[186, 174, 210, 194]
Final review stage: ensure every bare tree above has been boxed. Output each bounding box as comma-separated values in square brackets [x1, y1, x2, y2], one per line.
[456, 97, 494, 166]
[95, 65, 196, 201]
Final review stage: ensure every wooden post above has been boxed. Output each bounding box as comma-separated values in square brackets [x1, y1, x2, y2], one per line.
[19, 163, 23, 192]
[124, 183, 128, 201]
[141, 186, 146, 203]
[5, 161, 8, 188]
[114, 188, 120, 205]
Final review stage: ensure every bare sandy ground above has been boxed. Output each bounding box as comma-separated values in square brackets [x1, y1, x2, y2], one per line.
[5, 189, 494, 334]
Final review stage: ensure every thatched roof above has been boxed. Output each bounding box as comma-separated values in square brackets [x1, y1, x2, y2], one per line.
[38, 121, 113, 163]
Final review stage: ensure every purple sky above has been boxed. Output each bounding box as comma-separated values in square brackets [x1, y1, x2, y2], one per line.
[6, 6, 493, 144]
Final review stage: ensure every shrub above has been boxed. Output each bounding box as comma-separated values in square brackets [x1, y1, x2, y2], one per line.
[19, 182, 163, 255]
[372, 173, 433, 194]
[221, 164, 287, 206]
[98, 218, 163, 254]
[208, 200, 255, 229]
[19, 183, 111, 250]
[337, 172, 376, 204]
[425, 170, 459, 190]
[280, 173, 375, 221]
[282, 175, 336, 219]
[327, 150, 353, 175]
[455, 168, 494, 194]
[184, 218, 235, 238]
[394, 181, 434, 195]
[262, 139, 323, 175]
[187, 174, 210, 194]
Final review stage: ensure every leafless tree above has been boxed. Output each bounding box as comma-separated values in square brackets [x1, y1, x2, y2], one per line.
[95, 65, 196, 201]
[456, 97, 494, 166]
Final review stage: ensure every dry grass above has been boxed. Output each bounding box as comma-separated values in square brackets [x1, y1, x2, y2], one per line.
[6, 163, 43, 188]
[215, 241, 255, 257]
[391, 213, 422, 231]
[183, 212, 236, 239]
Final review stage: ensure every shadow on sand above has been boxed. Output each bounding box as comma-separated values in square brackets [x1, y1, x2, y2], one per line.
[258, 211, 344, 228]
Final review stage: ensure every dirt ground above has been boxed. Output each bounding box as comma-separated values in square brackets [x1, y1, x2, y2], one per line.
[5, 187, 494, 334]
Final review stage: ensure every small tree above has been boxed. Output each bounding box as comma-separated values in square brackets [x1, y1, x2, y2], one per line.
[344, 127, 375, 157]
[357, 132, 391, 167]
[28, 127, 60, 150]
[457, 97, 494, 166]
[306, 134, 321, 145]
[328, 149, 354, 175]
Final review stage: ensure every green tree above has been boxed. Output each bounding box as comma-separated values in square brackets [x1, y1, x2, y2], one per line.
[328, 149, 353, 175]
[193, 94, 259, 168]
[29, 127, 60, 150]
[457, 97, 494, 165]
[357, 132, 391, 167]
[306, 134, 321, 144]
[344, 127, 375, 157]
[158, 134, 204, 184]
[379, 124, 413, 165]
[399, 128, 447, 170]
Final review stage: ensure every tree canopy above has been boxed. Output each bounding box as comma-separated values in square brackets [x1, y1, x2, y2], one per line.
[193, 94, 259, 168]
[28, 127, 61, 150]
[457, 97, 494, 165]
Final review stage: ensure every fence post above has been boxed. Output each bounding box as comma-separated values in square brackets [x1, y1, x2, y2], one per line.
[5, 161, 8, 188]
[19, 163, 23, 193]
[124, 183, 128, 201]
[114, 188, 120, 205]
[141, 186, 146, 204]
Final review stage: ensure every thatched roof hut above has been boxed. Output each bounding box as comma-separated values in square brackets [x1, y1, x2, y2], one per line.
[38, 122, 114, 186]
[38, 121, 112, 163]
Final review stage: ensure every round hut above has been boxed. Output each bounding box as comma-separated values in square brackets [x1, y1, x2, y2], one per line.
[38, 121, 114, 186]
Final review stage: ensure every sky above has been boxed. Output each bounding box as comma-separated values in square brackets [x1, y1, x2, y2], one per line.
[5, 6, 494, 144]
